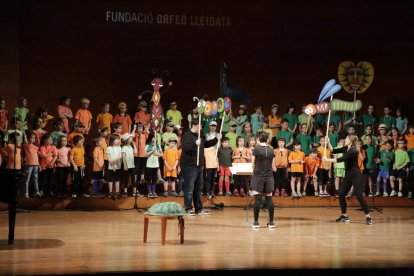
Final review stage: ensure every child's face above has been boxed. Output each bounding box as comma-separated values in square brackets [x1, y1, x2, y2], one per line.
[64, 98, 71, 106]
[101, 130, 108, 137]
[29, 135, 36, 144]
[348, 127, 355, 134]
[56, 123, 64, 131]
[169, 141, 176, 148]
[35, 118, 43, 129]
[301, 106, 306, 113]
[177, 128, 183, 135]
[391, 129, 398, 136]
[384, 107, 390, 115]
[238, 108, 245, 115]
[320, 138, 326, 146]
[379, 129, 386, 135]
[301, 124, 307, 133]
[45, 137, 52, 145]
[289, 107, 295, 113]
[0, 100, 5, 109]
[120, 107, 126, 114]
[209, 125, 217, 132]
[171, 104, 177, 110]
[103, 104, 110, 113]
[82, 102, 89, 109]
[244, 124, 251, 133]
[263, 122, 269, 128]
[409, 127, 414, 134]
[278, 140, 285, 148]
[237, 138, 245, 147]
[114, 138, 121, 146]
[368, 105, 374, 114]
[222, 141, 230, 147]
[397, 141, 405, 149]
[365, 136, 372, 145]
[21, 98, 27, 107]
[60, 137, 68, 146]
[310, 152, 317, 158]
[229, 125, 236, 133]
[316, 129, 322, 136]
[281, 122, 288, 130]
[115, 127, 122, 134]
[365, 126, 372, 134]
[294, 144, 301, 151]
[76, 139, 84, 147]
[385, 143, 392, 151]
[396, 109, 401, 117]
[256, 107, 262, 114]
[249, 138, 256, 147]
[338, 139, 345, 146]
[356, 141, 362, 149]
[329, 125, 335, 133]
[97, 139, 103, 147]
[75, 126, 82, 132]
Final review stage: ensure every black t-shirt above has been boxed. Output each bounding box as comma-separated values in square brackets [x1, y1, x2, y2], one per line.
[332, 146, 359, 172]
[253, 145, 275, 177]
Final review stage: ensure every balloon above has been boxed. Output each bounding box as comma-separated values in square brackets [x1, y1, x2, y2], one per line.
[217, 97, 224, 113]
[197, 99, 206, 114]
[224, 97, 232, 112]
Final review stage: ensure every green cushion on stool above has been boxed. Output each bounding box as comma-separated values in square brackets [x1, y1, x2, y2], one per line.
[145, 202, 186, 216]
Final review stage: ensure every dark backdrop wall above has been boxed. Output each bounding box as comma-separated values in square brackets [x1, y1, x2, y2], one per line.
[2, 0, 414, 132]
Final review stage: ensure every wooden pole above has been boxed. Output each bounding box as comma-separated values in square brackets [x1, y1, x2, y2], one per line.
[323, 95, 334, 168]
[216, 111, 226, 157]
[196, 114, 202, 166]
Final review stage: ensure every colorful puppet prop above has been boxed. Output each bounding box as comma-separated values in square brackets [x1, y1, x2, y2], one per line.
[338, 61, 374, 94]
[138, 69, 173, 131]
[305, 99, 362, 115]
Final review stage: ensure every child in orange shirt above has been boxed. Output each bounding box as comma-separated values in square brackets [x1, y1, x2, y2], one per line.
[96, 102, 113, 134]
[232, 136, 250, 197]
[67, 120, 85, 146]
[404, 125, 414, 150]
[32, 117, 47, 147]
[3, 133, 22, 170]
[347, 140, 366, 197]
[304, 148, 320, 196]
[288, 140, 305, 197]
[273, 137, 289, 197]
[163, 137, 179, 197]
[112, 102, 132, 135]
[23, 132, 41, 198]
[70, 135, 88, 198]
[92, 137, 105, 197]
[75, 97, 92, 135]
[39, 134, 57, 196]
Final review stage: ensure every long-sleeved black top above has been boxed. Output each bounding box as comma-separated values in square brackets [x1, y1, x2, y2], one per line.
[180, 130, 218, 168]
[332, 146, 359, 172]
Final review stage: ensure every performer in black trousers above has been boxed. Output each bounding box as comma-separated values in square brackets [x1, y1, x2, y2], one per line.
[250, 131, 277, 229]
[323, 135, 372, 225]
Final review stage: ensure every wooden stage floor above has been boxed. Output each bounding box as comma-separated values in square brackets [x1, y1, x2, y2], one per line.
[1, 207, 414, 275]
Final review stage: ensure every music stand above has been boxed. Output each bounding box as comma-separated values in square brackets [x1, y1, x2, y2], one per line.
[357, 168, 383, 213]
[230, 163, 253, 225]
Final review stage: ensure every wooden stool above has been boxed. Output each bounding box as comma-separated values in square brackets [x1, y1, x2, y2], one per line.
[143, 214, 185, 245]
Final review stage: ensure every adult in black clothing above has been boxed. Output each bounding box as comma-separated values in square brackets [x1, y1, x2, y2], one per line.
[181, 119, 221, 215]
[323, 135, 373, 225]
[250, 131, 277, 229]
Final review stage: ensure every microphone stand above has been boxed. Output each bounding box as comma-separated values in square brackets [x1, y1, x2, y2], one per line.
[133, 122, 146, 213]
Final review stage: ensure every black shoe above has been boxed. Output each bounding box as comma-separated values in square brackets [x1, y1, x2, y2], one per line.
[252, 222, 260, 229]
[366, 217, 373, 225]
[336, 215, 350, 223]
[267, 222, 275, 229]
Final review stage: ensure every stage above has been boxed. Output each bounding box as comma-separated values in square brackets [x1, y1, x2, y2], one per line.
[1, 206, 414, 275]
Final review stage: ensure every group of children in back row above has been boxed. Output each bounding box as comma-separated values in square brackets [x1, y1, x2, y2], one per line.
[1, 96, 413, 199]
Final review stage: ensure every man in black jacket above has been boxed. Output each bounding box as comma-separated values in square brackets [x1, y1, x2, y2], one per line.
[181, 119, 221, 215]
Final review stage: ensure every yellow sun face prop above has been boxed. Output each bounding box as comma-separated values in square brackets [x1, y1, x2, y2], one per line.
[338, 61, 374, 94]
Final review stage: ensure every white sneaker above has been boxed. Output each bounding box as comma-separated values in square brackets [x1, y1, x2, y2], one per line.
[72, 194, 77, 198]
[397, 191, 403, 197]
[297, 192, 302, 197]
[383, 191, 389, 197]
[390, 190, 397, 197]
[408, 192, 412, 199]
[375, 191, 380, 196]
[25, 193, 29, 199]
[291, 191, 298, 197]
